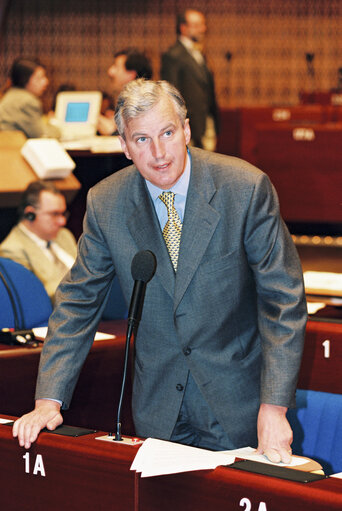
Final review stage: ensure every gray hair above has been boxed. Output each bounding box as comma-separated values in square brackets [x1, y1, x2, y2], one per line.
[114, 79, 187, 138]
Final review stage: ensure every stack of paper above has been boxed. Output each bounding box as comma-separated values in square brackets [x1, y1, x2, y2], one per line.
[130, 440, 319, 478]
[131, 438, 235, 478]
[304, 271, 342, 297]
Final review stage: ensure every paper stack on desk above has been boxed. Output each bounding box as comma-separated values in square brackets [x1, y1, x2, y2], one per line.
[304, 271, 342, 297]
[131, 438, 235, 477]
[130, 440, 321, 478]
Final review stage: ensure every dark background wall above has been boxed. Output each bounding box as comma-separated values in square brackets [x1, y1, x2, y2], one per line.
[1, 0, 342, 109]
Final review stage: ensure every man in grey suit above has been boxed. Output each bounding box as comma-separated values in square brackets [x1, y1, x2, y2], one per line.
[13, 79, 307, 464]
[161, 9, 219, 150]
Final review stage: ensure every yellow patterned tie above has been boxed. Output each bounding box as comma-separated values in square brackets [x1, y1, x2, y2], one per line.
[159, 191, 182, 271]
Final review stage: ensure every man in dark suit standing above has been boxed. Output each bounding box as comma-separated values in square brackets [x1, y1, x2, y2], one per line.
[161, 9, 219, 150]
[13, 79, 306, 464]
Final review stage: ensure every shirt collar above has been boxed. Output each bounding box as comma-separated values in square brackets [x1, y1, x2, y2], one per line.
[145, 151, 191, 201]
[179, 35, 195, 53]
[19, 222, 49, 249]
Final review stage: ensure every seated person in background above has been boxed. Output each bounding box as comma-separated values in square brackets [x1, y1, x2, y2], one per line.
[0, 181, 76, 302]
[97, 48, 152, 135]
[0, 57, 60, 139]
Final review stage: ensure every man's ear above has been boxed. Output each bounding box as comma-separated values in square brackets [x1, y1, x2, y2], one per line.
[119, 136, 132, 160]
[184, 118, 191, 145]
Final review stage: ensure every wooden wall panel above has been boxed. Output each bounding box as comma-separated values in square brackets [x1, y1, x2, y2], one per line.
[1, 0, 342, 109]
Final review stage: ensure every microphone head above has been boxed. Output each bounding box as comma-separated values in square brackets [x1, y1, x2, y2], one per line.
[131, 250, 157, 283]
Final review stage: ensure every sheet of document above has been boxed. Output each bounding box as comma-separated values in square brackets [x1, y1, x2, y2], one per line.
[130, 440, 314, 478]
[306, 301, 326, 315]
[221, 446, 308, 467]
[304, 271, 342, 297]
[0, 418, 13, 424]
[32, 326, 115, 341]
[131, 437, 235, 478]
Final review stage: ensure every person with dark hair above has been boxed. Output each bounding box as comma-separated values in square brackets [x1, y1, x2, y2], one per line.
[0, 181, 76, 301]
[0, 57, 60, 138]
[161, 9, 219, 150]
[98, 48, 153, 135]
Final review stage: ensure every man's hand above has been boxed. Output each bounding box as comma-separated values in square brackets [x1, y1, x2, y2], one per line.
[256, 403, 293, 464]
[12, 399, 63, 449]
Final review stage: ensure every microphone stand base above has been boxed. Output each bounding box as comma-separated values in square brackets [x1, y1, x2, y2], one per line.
[95, 434, 144, 446]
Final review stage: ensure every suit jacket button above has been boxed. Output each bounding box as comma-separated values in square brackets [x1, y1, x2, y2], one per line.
[176, 384, 184, 391]
[183, 347, 191, 356]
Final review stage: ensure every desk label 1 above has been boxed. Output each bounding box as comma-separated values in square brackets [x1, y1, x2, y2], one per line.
[240, 498, 267, 510]
[23, 452, 46, 477]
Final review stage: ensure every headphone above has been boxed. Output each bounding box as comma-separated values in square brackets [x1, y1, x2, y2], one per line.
[23, 211, 36, 222]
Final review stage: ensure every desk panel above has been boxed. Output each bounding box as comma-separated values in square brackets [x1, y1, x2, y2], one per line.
[138, 463, 342, 511]
[239, 105, 326, 164]
[298, 318, 342, 394]
[255, 122, 342, 223]
[2, 414, 342, 511]
[0, 320, 135, 436]
[0, 415, 138, 511]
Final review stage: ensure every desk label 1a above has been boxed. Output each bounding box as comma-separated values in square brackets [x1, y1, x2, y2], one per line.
[23, 452, 46, 476]
[240, 498, 267, 511]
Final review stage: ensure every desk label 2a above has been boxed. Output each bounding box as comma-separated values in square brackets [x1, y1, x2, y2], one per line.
[23, 452, 46, 476]
[240, 498, 267, 511]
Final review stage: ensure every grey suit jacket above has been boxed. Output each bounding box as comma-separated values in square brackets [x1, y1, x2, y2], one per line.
[161, 41, 219, 146]
[36, 148, 307, 447]
[0, 87, 60, 139]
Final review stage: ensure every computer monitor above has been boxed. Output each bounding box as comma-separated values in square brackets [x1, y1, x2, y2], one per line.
[54, 91, 102, 140]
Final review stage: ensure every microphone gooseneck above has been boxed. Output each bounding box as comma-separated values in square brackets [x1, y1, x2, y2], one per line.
[113, 250, 157, 441]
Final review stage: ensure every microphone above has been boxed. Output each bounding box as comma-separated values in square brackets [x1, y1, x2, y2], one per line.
[128, 250, 157, 331]
[113, 250, 157, 441]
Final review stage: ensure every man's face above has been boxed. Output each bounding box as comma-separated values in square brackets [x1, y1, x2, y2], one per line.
[25, 66, 49, 97]
[25, 191, 67, 241]
[119, 96, 191, 190]
[182, 10, 207, 44]
[107, 55, 137, 94]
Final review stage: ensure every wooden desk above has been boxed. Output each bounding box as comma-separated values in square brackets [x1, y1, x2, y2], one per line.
[0, 131, 80, 207]
[216, 105, 328, 163]
[299, 317, 342, 394]
[0, 130, 81, 241]
[1, 413, 342, 511]
[255, 122, 342, 224]
[0, 320, 135, 436]
[1, 314, 341, 437]
[0, 414, 138, 511]
[138, 463, 342, 511]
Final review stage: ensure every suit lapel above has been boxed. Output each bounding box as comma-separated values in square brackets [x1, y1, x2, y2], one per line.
[174, 150, 220, 309]
[127, 174, 175, 299]
[178, 41, 211, 88]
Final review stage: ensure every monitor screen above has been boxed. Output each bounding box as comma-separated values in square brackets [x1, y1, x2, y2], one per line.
[65, 102, 90, 123]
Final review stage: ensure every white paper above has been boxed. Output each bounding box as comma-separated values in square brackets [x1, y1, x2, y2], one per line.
[221, 446, 309, 467]
[307, 301, 326, 315]
[131, 437, 235, 478]
[32, 326, 115, 341]
[304, 271, 342, 296]
[0, 418, 13, 424]
[331, 472, 342, 479]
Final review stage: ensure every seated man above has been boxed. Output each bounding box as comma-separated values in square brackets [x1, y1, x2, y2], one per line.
[97, 48, 152, 135]
[0, 181, 77, 302]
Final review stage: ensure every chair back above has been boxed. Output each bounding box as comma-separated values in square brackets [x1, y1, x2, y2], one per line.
[0, 257, 52, 329]
[287, 389, 342, 475]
